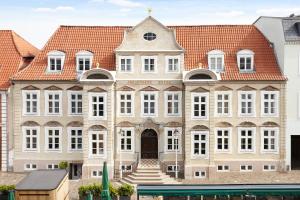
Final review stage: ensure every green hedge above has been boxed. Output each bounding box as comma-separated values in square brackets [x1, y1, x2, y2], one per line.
[0, 185, 15, 193]
[117, 184, 134, 196]
[78, 183, 118, 198]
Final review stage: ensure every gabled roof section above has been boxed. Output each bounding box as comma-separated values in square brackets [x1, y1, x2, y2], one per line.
[0, 30, 38, 90]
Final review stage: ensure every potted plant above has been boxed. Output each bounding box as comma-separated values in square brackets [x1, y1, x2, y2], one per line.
[58, 161, 68, 170]
[109, 183, 118, 200]
[78, 184, 102, 200]
[118, 184, 134, 200]
[0, 185, 15, 200]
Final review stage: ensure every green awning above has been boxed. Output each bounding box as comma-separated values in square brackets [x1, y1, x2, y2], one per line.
[137, 184, 300, 197]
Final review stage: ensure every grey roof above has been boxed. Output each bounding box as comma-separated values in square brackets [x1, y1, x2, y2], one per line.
[16, 170, 68, 191]
[282, 17, 300, 41]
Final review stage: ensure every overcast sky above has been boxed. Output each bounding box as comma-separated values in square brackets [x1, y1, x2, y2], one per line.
[1, 0, 299, 48]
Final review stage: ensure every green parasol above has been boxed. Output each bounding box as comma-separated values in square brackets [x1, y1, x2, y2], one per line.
[100, 161, 112, 200]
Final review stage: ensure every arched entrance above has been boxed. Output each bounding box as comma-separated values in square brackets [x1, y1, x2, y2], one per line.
[141, 129, 158, 159]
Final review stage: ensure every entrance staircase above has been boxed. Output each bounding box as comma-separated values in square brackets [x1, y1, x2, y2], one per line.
[121, 159, 179, 185]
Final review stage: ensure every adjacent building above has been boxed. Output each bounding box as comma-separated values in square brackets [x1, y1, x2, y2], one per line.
[255, 15, 300, 170]
[0, 30, 38, 171]
[10, 17, 287, 179]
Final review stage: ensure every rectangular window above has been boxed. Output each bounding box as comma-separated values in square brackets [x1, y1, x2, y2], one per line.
[238, 128, 255, 153]
[23, 127, 39, 152]
[217, 165, 230, 172]
[68, 92, 83, 115]
[239, 56, 253, 71]
[49, 57, 62, 71]
[238, 91, 256, 116]
[215, 92, 231, 117]
[119, 57, 133, 72]
[45, 127, 62, 152]
[142, 56, 157, 73]
[209, 56, 223, 71]
[45, 91, 62, 116]
[263, 164, 276, 171]
[165, 128, 181, 152]
[215, 128, 231, 152]
[47, 164, 59, 170]
[89, 93, 107, 119]
[165, 92, 181, 116]
[167, 165, 179, 172]
[194, 171, 206, 178]
[261, 128, 278, 153]
[77, 57, 91, 71]
[68, 127, 83, 151]
[120, 128, 134, 151]
[119, 92, 133, 116]
[89, 131, 106, 157]
[261, 91, 279, 117]
[240, 165, 253, 172]
[22, 91, 40, 115]
[141, 92, 157, 116]
[91, 170, 103, 178]
[121, 165, 132, 172]
[192, 131, 208, 158]
[166, 56, 180, 72]
[24, 163, 37, 171]
[192, 93, 209, 119]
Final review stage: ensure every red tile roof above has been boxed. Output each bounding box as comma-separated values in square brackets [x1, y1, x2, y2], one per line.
[0, 30, 39, 90]
[12, 25, 285, 81]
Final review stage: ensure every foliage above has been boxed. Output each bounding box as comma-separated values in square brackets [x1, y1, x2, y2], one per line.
[58, 161, 68, 169]
[109, 183, 118, 197]
[78, 183, 118, 197]
[117, 184, 134, 197]
[0, 185, 15, 193]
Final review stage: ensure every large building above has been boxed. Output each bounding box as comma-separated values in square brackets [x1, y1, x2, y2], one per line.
[0, 30, 38, 171]
[255, 15, 300, 171]
[10, 16, 287, 180]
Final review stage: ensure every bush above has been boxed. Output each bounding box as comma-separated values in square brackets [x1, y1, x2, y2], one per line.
[109, 183, 118, 197]
[78, 183, 118, 198]
[117, 184, 134, 197]
[0, 185, 15, 193]
[58, 161, 68, 169]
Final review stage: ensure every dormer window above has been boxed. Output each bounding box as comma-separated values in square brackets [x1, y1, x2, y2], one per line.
[237, 50, 254, 72]
[76, 50, 93, 72]
[143, 32, 156, 41]
[47, 50, 65, 72]
[208, 50, 224, 72]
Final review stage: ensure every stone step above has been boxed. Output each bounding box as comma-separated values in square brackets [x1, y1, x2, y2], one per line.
[136, 169, 161, 173]
[127, 175, 163, 181]
[131, 172, 162, 177]
[123, 177, 164, 185]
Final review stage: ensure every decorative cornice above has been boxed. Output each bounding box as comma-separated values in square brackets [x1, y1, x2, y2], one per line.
[140, 86, 159, 91]
[191, 125, 209, 131]
[164, 86, 182, 91]
[88, 125, 107, 131]
[88, 87, 107, 92]
[116, 121, 135, 127]
[238, 121, 256, 127]
[261, 121, 279, 127]
[237, 85, 256, 91]
[164, 121, 182, 127]
[215, 122, 233, 127]
[261, 86, 279, 91]
[44, 85, 63, 90]
[44, 121, 63, 127]
[21, 121, 40, 126]
[67, 121, 83, 127]
[215, 86, 233, 91]
[67, 85, 83, 91]
[190, 87, 209, 93]
[117, 86, 135, 91]
[21, 85, 40, 90]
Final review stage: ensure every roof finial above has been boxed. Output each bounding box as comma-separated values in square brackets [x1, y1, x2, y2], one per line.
[147, 7, 152, 16]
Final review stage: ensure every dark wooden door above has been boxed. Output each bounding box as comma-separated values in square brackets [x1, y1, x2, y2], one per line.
[291, 135, 300, 170]
[141, 129, 158, 159]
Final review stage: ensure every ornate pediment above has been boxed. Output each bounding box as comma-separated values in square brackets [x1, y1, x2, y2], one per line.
[138, 118, 160, 133]
[190, 87, 209, 93]
[22, 85, 39, 90]
[44, 85, 63, 90]
[44, 121, 63, 127]
[21, 121, 40, 126]
[67, 121, 83, 127]
[88, 125, 107, 131]
[261, 86, 279, 91]
[164, 86, 182, 91]
[238, 121, 256, 127]
[237, 85, 256, 91]
[67, 85, 83, 91]
[118, 86, 135, 91]
[140, 86, 159, 91]
[215, 122, 233, 127]
[88, 87, 107, 92]
[191, 125, 209, 131]
[215, 86, 232, 91]
[261, 121, 279, 127]
[116, 121, 135, 127]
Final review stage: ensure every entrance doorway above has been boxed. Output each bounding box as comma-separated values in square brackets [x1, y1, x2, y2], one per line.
[141, 129, 158, 159]
[291, 135, 300, 170]
[69, 163, 82, 180]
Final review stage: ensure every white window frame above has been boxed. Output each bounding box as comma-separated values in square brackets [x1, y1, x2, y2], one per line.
[238, 91, 256, 117]
[117, 91, 134, 117]
[119, 56, 134, 73]
[141, 56, 157, 73]
[191, 93, 209, 120]
[68, 127, 83, 152]
[215, 128, 232, 153]
[214, 91, 232, 117]
[165, 56, 180, 73]
[76, 51, 93, 72]
[24, 163, 37, 171]
[261, 127, 279, 154]
[164, 91, 182, 117]
[167, 165, 179, 172]
[261, 91, 279, 117]
[194, 171, 206, 179]
[47, 164, 59, 170]
[45, 90, 62, 116]
[208, 50, 225, 72]
[263, 164, 276, 172]
[217, 165, 230, 172]
[141, 91, 158, 117]
[191, 131, 209, 159]
[68, 91, 83, 116]
[22, 90, 40, 116]
[118, 127, 135, 153]
[22, 126, 40, 152]
[88, 92, 107, 120]
[238, 127, 256, 153]
[240, 165, 253, 172]
[45, 127, 62, 152]
[237, 50, 254, 72]
[164, 127, 182, 153]
[91, 170, 103, 178]
[47, 51, 65, 72]
[88, 130, 107, 158]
